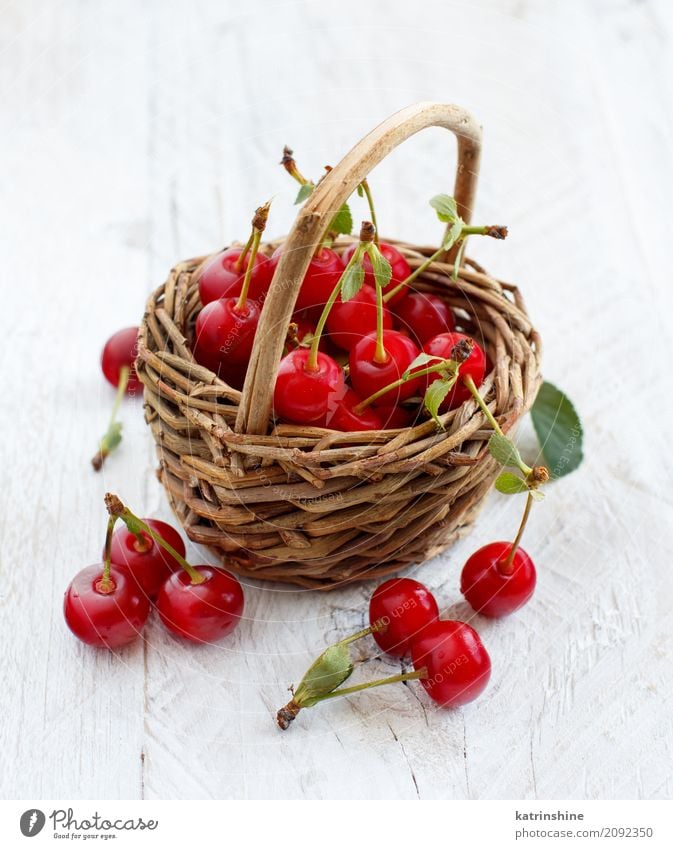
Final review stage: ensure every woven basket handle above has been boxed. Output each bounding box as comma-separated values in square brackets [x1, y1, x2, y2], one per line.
[236, 101, 482, 435]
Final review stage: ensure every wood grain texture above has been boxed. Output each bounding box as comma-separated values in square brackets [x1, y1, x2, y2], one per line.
[1, 0, 672, 800]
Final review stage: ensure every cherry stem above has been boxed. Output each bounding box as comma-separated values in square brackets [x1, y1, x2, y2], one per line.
[281, 146, 310, 186]
[336, 620, 388, 647]
[383, 224, 508, 303]
[97, 515, 118, 594]
[233, 232, 254, 274]
[104, 493, 205, 585]
[314, 667, 428, 704]
[353, 356, 459, 414]
[235, 228, 261, 313]
[360, 179, 379, 245]
[500, 491, 534, 574]
[234, 201, 270, 286]
[462, 373, 504, 436]
[373, 266, 388, 364]
[91, 365, 130, 472]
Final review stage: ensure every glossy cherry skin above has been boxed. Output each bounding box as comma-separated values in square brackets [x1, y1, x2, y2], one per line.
[198, 247, 272, 305]
[101, 327, 142, 394]
[423, 332, 487, 410]
[369, 578, 440, 657]
[107, 519, 186, 599]
[156, 566, 244, 643]
[394, 293, 455, 345]
[327, 388, 383, 432]
[410, 620, 491, 707]
[326, 285, 393, 352]
[272, 246, 344, 313]
[341, 242, 411, 305]
[460, 542, 536, 617]
[350, 330, 421, 407]
[194, 297, 261, 366]
[273, 348, 346, 426]
[378, 405, 418, 429]
[64, 564, 150, 648]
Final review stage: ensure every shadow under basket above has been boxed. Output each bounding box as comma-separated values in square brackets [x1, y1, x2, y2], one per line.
[135, 103, 542, 589]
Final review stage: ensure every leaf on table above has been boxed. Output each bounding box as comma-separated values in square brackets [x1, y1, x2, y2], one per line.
[530, 381, 583, 478]
[293, 643, 354, 708]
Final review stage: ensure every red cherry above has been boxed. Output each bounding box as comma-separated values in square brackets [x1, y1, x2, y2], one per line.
[198, 247, 272, 305]
[273, 348, 345, 426]
[64, 564, 150, 648]
[342, 242, 411, 305]
[410, 620, 491, 707]
[349, 330, 421, 407]
[460, 542, 536, 617]
[194, 298, 261, 366]
[107, 519, 186, 599]
[423, 332, 487, 410]
[327, 388, 383, 432]
[369, 578, 439, 657]
[394, 293, 455, 345]
[156, 566, 244, 643]
[101, 327, 142, 394]
[378, 405, 417, 429]
[326, 285, 393, 352]
[272, 246, 344, 312]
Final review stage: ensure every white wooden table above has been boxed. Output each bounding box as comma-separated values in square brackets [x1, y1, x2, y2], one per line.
[2, 0, 672, 800]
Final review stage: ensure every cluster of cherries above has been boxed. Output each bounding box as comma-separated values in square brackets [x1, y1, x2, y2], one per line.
[63, 494, 244, 649]
[277, 526, 537, 728]
[191, 150, 505, 431]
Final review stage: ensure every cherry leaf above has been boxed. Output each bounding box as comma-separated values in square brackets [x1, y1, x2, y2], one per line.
[424, 377, 455, 427]
[404, 352, 442, 376]
[430, 194, 459, 223]
[293, 644, 354, 708]
[340, 261, 365, 302]
[488, 432, 524, 468]
[495, 472, 529, 495]
[442, 217, 464, 252]
[294, 183, 314, 205]
[329, 203, 353, 236]
[367, 244, 392, 290]
[530, 381, 583, 478]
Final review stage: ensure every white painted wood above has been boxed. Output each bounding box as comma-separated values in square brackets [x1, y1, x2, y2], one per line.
[1, 0, 672, 800]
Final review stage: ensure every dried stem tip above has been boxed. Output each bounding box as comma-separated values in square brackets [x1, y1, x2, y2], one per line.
[277, 699, 302, 730]
[487, 225, 508, 239]
[530, 465, 550, 484]
[104, 492, 125, 517]
[280, 146, 294, 168]
[450, 337, 475, 364]
[252, 201, 271, 233]
[359, 220, 376, 243]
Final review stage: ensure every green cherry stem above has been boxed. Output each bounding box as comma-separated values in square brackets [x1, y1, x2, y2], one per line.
[500, 492, 534, 574]
[359, 178, 379, 245]
[462, 373, 506, 437]
[281, 146, 310, 186]
[95, 515, 119, 594]
[373, 263, 388, 364]
[383, 224, 508, 303]
[313, 667, 428, 704]
[352, 357, 459, 414]
[91, 365, 130, 472]
[104, 493, 205, 585]
[234, 201, 271, 297]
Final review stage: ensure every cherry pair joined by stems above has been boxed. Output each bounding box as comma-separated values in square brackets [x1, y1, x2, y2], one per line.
[194, 202, 270, 373]
[326, 284, 393, 352]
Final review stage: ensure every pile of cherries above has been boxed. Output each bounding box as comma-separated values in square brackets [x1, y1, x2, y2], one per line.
[277, 539, 537, 728]
[190, 152, 504, 431]
[63, 494, 244, 649]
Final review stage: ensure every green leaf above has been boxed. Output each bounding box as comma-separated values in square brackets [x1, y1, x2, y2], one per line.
[530, 381, 583, 478]
[340, 260, 365, 302]
[294, 183, 314, 205]
[367, 244, 392, 290]
[495, 472, 529, 495]
[488, 431, 524, 468]
[430, 194, 458, 223]
[329, 202, 353, 235]
[424, 377, 456, 427]
[293, 644, 354, 708]
[442, 217, 464, 252]
[356, 184, 364, 197]
[404, 352, 442, 376]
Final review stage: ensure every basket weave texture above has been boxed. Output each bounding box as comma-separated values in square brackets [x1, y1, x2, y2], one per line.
[135, 103, 542, 589]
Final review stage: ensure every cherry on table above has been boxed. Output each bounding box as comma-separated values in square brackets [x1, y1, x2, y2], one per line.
[423, 332, 487, 410]
[326, 285, 393, 352]
[197, 247, 272, 305]
[273, 348, 345, 426]
[272, 246, 344, 313]
[349, 329, 421, 407]
[107, 519, 186, 599]
[342, 241, 411, 305]
[156, 566, 244, 643]
[101, 327, 142, 394]
[410, 619, 491, 707]
[327, 388, 383, 432]
[64, 564, 150, 649]
[369, 578, 439, 657]
[460, 542, 536, 617]
[394, 293, 455, 345]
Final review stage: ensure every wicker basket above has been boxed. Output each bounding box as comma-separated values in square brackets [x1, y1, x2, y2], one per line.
[136, 102, 542, 589]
